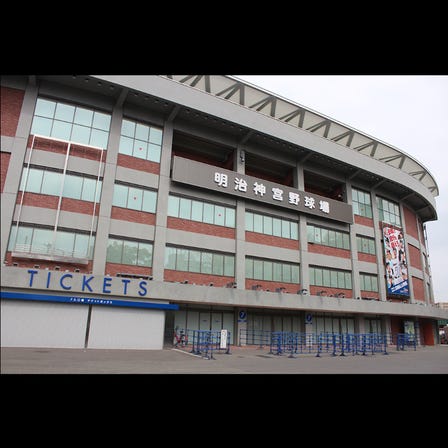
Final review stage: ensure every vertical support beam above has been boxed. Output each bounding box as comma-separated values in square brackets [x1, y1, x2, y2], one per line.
[371, 190, 387, 301]
[296, 160, 309, 295]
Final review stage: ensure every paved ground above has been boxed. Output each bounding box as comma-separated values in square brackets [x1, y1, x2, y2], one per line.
[1, 344, 447, 374]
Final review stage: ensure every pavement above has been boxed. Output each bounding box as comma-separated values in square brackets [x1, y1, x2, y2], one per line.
[1, 343, 448, 374]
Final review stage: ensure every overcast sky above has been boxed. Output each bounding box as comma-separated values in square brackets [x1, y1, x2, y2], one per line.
[235, 75, 448, 303]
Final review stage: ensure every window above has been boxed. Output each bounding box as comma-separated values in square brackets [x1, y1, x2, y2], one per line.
[356, 235, 376, 255]
[377, 196, 401, 226]
[8, 224, 95, 259]
[119, 118, 163, 163]
[167, 195, 235, 228]
[106, 238, 153, 267]
[31, 98, 111, 148]
[112, 183, 157, 213]
[352, 187, 373, 219]
[245, 211, 298, 240]
[307, 224, 350, 250]
[245, 257, 300, 284]
[360, 273, 379, 292]
[309, 266, 352, 289]
[164, 246, 235, 277]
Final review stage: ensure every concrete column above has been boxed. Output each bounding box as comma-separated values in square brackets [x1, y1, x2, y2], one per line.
[234, 146, 246, 291]
[1, 81, 38, 262]
[91, 105, 122, 274]
[346, 181, 361, 299]
[296, 161, 309, 294]
[399, 202, 414, 303]
[371, 191, 387, 301]
[151, 121, 174, 281]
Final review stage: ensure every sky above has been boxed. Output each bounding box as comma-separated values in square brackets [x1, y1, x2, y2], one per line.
[235, 75, 448, 303]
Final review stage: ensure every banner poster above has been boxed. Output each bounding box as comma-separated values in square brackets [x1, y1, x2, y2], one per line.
[383, 226, 409, 296]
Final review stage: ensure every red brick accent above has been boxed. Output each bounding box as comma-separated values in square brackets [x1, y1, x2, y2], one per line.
[61, 198, 100, 216]
[357, 252, 377, 263]
[308, 243, 351, 259]
[17, 191, 59, 209]
[360, 290, 379, 300]
[1, 86, 25, 137]
[354, 215, 374, 227]
[105, 262, 153, 278]
[245, 231, 299, 250]
[167, 217, 236, 239]
[164, 269, 234, 287]
[420, 319, 435, 345]
[4, 252, 93, 273]
[117, 154, 160, 174]
[403, 206, 419, 240]
[1, 152, 11, 192]
[245, 279, 300, 294]
[408, 244, 422, 270]
[111, 206, 156, 225]
[412, 276, 425, 301]
[309, 285, 352, 298]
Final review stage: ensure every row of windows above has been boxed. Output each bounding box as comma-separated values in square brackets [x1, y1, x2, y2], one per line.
[245, 257, 300, 284]
[352, 187, 373, 219]
[309, 266, 353, 290]
[20, 167, 102, 203]
[359, 273, 379, 292]
[119, 119, 163, 163]
[377, 196, 401, 226]
[167, 195, 235, 228]
[8, 225, 95, 259]
[307, 224, 350, 250]
[112, 183, 158, 213]
[106, 238, 153, 267]
[31, 98, 111, 149]
[356, 235, 376, 255]
[245, 211, 298, 240]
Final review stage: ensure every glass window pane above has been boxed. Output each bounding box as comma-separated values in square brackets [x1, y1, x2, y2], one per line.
[54, 231, 75, 256]
[191, 200, 203, 222]
[336, 232, 343, 248]
[92, 112, 111, 131]
[142, 190, 157, 213]
[307, 225, 314, 243]
[127, 187, 143, 211]
[164, 246, 177, 269]
[63, 174, 83, 199]
[281, 220, 290, 239]
[329, 230, 336, 247]
[369, 239, 376, 254]
[315, 268, 323, 286]
[314, 227, 321, 244]
[321, 228, 329, 246]
[133, 140, 147, 159]
[90, 129, 109, 148]
[245, 212, 254, 231]
[201, 252, 212, 274]
[41, 171, 61, 195]
[51, 120, 72, 141]
[345, 272, 352, 289]
[81, 177, 96, 202]
[212, 254, 224, 275]
[291, 265, 300, 283]
[147, 144, 161, 163]
[263, 216, 273, 235]
[55, 103, 75, 122]
[263, 261, 273, 281]
[122, 241, 138, 265]
[290, 222, 298, 240]
[24, 168, 43, 193]
[203, 203, 214, 224]
[189, 250, 201, 272]
[282, 264, 291, 283]
[113, 184, 128, 208]
[176, 249, 189, 271]
[135, 123, 149, 141]
[106, 238, 123, 263]
[7, 226, 17, 251]
[371, 276, 378, 292]
[71, 124, 91, 145]
[272, 218, 282, 237]
[253, 259, 263, 279]
[31, 116, 52, 136]
[224, 255, 234, 277]
[343, 233, 350, 250]
[214, 205, 225, 226]
[352, 188, 358, 202]
[309, 267, 316, 285]
[357, 236, 362, 252]
[15, 226, 34, 250]
[35, 98, 56, 118]
[364, 275, 372, 291]
[149, 127, 163, 145]
[74, 107, 93, 126]
[323, 269, 331, 287]
[330, 270, 338, 287]
[353, 202, 359, 215]
[167, 196, 180, 217]
[137, 243, 153, 267]
[253, 214, 263, 233]
[245, 258, 253, 278]
[121, 120, 135, 138]
[337, 271, 345, 288]
[179, 198, 192, 219]
[74, 234, 90, 258]
[225, 208, 235, 228]
[119, 136, 134, 155]
[273, 262, 282, 281]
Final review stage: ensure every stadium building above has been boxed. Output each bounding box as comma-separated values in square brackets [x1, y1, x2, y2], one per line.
[1, 74, 447, 350]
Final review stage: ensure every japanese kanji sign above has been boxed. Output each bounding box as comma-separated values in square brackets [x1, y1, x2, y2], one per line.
[172, 156, 353, 223]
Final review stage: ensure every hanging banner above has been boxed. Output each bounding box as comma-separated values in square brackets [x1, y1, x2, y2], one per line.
[383, 226, 409, 296]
